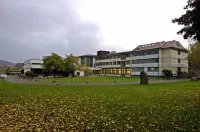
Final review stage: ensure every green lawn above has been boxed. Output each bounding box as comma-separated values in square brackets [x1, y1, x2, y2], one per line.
[1, 79, 200, 131]
[33, 76, 140, 83]
[32, 76, 164, 83]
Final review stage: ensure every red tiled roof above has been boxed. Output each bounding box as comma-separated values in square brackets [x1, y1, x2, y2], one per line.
[134, 40, 188, 52]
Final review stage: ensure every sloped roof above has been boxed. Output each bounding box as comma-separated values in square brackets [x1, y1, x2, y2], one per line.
[134, 40, 188, 52]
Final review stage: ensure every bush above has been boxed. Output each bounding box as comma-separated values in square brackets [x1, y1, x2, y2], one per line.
[25, 71, 34, 78]
[162, 69, 172, 79]
[33, 73, 39, 78]
[177, 71, 182, 78]
[181, 72, 189, 79]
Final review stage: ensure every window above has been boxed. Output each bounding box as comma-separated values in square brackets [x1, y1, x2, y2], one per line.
[132, 67, 144, 72]
[147, 67, 158, 72]
[178, 59, 181, 63]
[178, 67, 181, 72]
[31, 63, 41, 65]
[109, 62, 112, 65]
[178, 50, 181, 55]
[108, 56, 112, 59]
[126, 60, 130, 64]
[113, 62, 117, 65]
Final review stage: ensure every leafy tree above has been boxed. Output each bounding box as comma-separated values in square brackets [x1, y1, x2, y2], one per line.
[172, 0, 200, 41]
[0, 66, 6, 73]
[63, 54, 84, 77]
[188, 42, 200, 71]
[63, 54, 77, 74]
[5, 67, 11, 74]
[42, 53, 64, 78]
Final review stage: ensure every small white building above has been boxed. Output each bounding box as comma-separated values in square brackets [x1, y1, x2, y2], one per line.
[23, 59, 43, 74]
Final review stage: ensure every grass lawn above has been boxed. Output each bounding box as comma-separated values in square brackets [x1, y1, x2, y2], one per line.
[1, 79, 200, 131]
[33, 76, 140, 83]
[32, 76, 164, 83]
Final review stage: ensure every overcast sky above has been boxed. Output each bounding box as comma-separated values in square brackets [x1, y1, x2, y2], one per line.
[0, 0, 188, 63]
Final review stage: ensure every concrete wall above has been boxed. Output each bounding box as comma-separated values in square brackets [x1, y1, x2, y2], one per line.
[159, 48, 188, 74]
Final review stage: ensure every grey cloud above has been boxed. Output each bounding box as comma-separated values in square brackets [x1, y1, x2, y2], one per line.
[0, 0, 101, 63]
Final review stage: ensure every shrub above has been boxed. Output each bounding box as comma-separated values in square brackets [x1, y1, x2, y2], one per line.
[181, 72, 189, 79]
[177, 71, 182, 78]
[162, 69, 172, 79]
[25, 71, 34, 78]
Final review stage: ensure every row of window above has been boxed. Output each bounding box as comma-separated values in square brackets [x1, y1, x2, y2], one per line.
[132, 67, 159, 72]
[96, 61, 131, 66]
[96, 50, 158, 60]
[97, 54, 130, 60]
[132, 49, 159, 56]
[95, 58, 159, 66]
[96, 58, 182, 66]
[132, 58, 158, 64]
[96, 50, 182, 60]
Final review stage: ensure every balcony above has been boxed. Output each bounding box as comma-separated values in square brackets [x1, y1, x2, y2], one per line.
[120, 64, 126, 67]
[132, 63, 159, 67]
[121, 57, 126, 60]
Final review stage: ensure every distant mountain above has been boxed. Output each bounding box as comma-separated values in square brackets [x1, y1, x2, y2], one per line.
[0, 60, 15, 66]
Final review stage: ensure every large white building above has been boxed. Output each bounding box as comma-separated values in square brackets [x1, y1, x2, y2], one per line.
[80, 40, 188, 76]
[23, 59, 43, 74]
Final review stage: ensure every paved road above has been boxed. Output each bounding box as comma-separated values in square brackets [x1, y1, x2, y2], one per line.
[5, 76, 190, 86]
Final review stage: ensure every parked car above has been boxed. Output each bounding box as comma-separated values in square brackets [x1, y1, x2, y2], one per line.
[0, 74, 7, 79]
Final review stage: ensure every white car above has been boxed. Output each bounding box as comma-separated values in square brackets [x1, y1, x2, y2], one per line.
[0, 74, 7, 78]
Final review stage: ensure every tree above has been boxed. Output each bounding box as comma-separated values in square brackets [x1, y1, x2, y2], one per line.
[63, 54, 77, 74]
[188, 42, 200, 71]
[42, 53, 64, 78]
[172, 0, 200, 41]
[62, 54, 77, 77]
[5, 67, 11, 74]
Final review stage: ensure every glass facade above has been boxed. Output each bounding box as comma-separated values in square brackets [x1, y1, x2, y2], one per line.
[81, 56, 94, 67]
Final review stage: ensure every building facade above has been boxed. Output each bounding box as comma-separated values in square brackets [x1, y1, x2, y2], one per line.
[23, 59, 43, 74]
[78, 55, 96, 67]
[93, 40, 188, 76]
